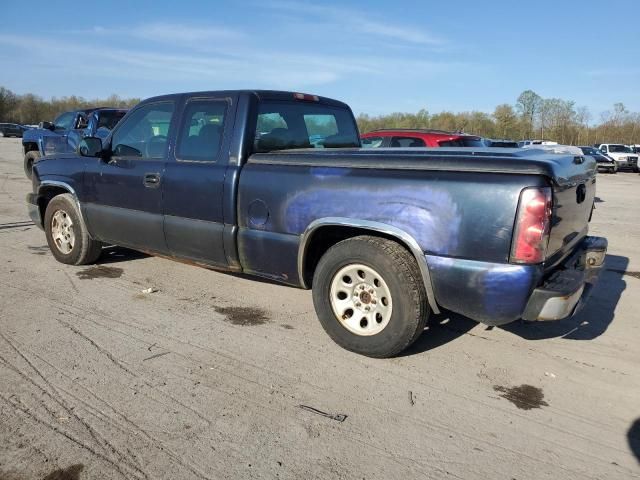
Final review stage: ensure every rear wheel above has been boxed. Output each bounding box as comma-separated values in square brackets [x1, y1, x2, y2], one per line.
[44, 194, 103, 265]
[312, 235, 429, 358]
[24, 150, 40, 180]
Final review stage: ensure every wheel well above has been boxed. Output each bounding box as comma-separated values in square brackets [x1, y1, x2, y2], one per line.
[302, 226, 414, 287]
[23, 142, 39, 154]
[37, 187, 70, 225]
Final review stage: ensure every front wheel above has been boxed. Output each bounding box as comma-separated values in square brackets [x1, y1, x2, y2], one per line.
[312, 236, 429, 358]
[44, 194, 103, 265]
[24, 150, 40, 180]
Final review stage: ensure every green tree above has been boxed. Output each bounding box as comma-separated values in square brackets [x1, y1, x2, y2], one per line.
[516, 90, 542, 139]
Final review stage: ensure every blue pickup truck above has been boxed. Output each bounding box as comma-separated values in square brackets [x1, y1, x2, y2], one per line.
[26, 90, 607, 357]
[22, 107, 127, 179]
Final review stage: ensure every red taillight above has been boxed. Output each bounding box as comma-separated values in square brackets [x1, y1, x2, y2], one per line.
[293, 92, 319, 102]
[510, 187, 553, 264]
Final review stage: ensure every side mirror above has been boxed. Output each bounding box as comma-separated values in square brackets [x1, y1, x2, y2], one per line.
[78, 137, 104, 157]
[39, 121, 55, 131]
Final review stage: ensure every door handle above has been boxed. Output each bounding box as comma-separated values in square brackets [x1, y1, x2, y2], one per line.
[143, 173, 161, 188]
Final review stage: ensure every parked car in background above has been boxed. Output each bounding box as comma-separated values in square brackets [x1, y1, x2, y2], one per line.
[579, 146, 617, 173]
[517, 140, 559, 147]
[485, 139, 519, 148]
[27, 89, 606, 358]
[361, 129, 485, 148]
[22, 107, 127, 179]
[595, 144, 638, 172]
[0, 123, 28, 138]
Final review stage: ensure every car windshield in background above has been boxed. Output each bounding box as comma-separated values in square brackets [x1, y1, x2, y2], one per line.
[608, 144, 632, 153]
[580, 147, 598, 155]
[53, 112, 75, 130]
[439, 137, 485, 147]
[254, 101, 360, 153]
[98, 111, 127, 130]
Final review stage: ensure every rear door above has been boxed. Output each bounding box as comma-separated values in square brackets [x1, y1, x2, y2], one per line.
[83, 101, 176, 253]
[162, 94, 236, 266]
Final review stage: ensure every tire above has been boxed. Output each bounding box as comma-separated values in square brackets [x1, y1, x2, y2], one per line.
[312, 235, 429, 358]
[24, 150, 40, 180]
[44, 194, 102, 265]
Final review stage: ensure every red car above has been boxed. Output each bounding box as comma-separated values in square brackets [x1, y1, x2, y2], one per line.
[361, 129, 485, 148]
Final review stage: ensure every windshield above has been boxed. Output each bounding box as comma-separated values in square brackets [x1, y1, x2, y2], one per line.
[580, 147, 597, 155]
[53, 112, 75, 130]
[608, 144, 632, 153]
[97, 111, 127, 130]
[254, 101, 360, 153]
[439, 137, 485, 147]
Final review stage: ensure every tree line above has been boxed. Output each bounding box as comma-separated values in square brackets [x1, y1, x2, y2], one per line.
[358, 90, 640, 145]
[1, 86, 638, 145]
[0, 86, 139, 126]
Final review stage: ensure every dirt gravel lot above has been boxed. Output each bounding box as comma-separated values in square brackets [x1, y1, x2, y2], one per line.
[0, 137, 639, 480]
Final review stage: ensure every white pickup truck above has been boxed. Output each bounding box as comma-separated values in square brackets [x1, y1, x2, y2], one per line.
[596, 144, 639, 172]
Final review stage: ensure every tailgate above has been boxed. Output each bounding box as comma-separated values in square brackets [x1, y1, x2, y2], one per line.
[546, 169, 596, 266]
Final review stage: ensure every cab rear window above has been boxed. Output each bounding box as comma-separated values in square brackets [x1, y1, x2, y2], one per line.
[255, 102, 359, 153]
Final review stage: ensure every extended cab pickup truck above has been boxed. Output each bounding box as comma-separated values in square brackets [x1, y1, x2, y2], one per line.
[22, 108, 127, 179]
[27, 90, 607, 357]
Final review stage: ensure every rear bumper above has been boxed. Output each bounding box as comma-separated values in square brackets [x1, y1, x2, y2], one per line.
[521, 236, 607, 321]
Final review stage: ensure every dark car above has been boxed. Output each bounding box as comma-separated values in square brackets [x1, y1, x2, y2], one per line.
[0, 123, 27, 138]
[579, 146, 617, 173]
[27, 90, 606, 358]
[485, 139, 520, 148]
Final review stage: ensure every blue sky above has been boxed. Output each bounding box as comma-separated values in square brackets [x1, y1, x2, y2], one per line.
[0, 0, 638, 117]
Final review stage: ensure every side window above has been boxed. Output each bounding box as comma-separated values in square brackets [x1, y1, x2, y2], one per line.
[390, 136, 425, 148]
[176, 99, 227, 161]
[361, 136, 384, 148]
[111, 102, 174, 159]
[601, 145, 608, 153]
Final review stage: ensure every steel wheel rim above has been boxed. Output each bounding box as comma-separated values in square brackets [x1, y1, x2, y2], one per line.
[51, 210, 75, 254]
[329, 263, 393, 336]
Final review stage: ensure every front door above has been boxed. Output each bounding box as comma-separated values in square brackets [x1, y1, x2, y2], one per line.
[162, 96, 235, 266]
[83, 101, 176, 253]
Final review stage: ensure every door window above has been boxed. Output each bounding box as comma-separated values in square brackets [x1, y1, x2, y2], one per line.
[111, 102, 174, 159]
[176, 99, 227, 161]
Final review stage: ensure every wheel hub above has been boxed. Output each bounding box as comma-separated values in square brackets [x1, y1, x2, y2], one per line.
[51, 210, 75, 254]
[330, 264, 393, 336]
